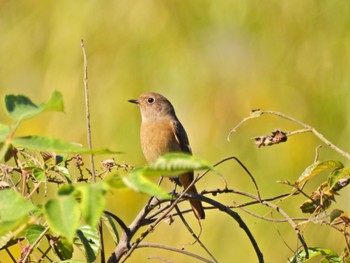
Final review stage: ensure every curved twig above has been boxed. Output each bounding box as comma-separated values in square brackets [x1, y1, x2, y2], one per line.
[227, 110, 350, 160]
[137, 242, 214, 263]
[174, 205, 218, 263]
[21, 226, 50, 263]
[198, 156, 261, 201]
[80, 39, 96, 181]
[201, 187, 308, 259]
[104, 210, 130, 236]
[191, 193, 264, 263]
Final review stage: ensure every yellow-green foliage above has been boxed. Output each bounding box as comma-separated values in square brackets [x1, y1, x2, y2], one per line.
[1, 1, 350, 262]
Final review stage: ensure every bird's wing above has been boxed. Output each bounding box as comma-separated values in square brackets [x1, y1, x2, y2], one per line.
[171, 119, 192, 154]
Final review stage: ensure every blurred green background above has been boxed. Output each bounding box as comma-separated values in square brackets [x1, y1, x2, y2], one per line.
[1, 1, 350, 262]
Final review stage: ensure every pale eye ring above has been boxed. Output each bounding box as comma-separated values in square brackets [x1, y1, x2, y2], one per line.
[147, 97, 155, 104]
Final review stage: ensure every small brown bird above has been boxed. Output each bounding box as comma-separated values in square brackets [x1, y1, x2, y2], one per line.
[129, 92, 205, 220]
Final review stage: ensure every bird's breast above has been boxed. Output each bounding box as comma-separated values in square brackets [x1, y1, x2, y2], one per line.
[140, 120, 181, 164]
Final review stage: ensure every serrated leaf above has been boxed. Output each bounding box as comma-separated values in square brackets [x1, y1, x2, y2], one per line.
[77, 183, 107, 227]
[0, 189, 37, 235]
[122, 168, 170, 199]
[145, 153, 212, 176]
[13, 135, 119, 154]
[75, 225, 99, 262]
[5, 90, 64, 122]
[289, 247, 341, 263]
[296, 160, 344, 187]
[25, 225, 46, 245]
[44, 195, 80, 242]
[328, 168, 350, 190]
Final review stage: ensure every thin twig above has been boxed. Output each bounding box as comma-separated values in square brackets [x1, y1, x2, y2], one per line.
[198, 156, 261, 201]
[5, 247, 17, 263]
[137, 242, 214, 263]
[37, 246, 53, 262]
[27, 182, 42, 199]
[99, 221, 106, 263]
[194, 194, 264, 263]
[21, 226, 50, 263]
[314, 145, 322, 162]
[174, 205, 218, 263]
[119, 185, 201, 262]
[148, 256, 175, 263]
[80, 39, 96, 182]
[228, 110, 350, 160]
[200, 187, 307, 259]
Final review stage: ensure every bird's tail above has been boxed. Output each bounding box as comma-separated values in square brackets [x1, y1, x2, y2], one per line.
[179, 173, 205, 220]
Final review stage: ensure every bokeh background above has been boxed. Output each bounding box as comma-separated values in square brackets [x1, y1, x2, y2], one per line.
[1, 1, 350, 262]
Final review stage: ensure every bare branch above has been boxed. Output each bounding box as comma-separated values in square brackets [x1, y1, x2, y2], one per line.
[137, 242, 215, 263]
[174, 205, 218, 262]
[80, 39, 96, 182]
[228, 110, 350, 160]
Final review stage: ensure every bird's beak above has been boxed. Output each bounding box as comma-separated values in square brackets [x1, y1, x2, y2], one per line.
[128, 99, 139, 104]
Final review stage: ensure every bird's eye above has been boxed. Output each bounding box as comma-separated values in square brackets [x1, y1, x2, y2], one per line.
[147, 97, 155, 104]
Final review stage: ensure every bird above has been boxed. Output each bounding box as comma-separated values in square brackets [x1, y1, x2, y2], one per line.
[128, 92, 205, 220]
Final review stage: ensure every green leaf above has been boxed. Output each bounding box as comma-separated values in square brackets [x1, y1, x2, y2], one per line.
[44, 195, 80, 242]
[25, 225, 46, 245]
[0, 189, 37, 235]
[329, 209, 345, 223]
[122, 168, 170, 199]
[296, 160, 344, 187]
[145, 153, 212, 176]
[77, 183, 107, 227]
[102, 213, 119, 244]
[0, 123, 10, 142]
[5, 90, 64, 122]
[75, 225, 100, 263]
[105, 173, 126, 189]
[13, 135, 119, 154]
[57, 184, 76, 196]
[33, 167, 47, 182]
[56, 166, 72, 181]
[44, 90, 64, 112]
[0, 232, 18, 250]
[53, 236, 73, 260]
[289, 247, 341, 263]
[328, 168, 350, 190]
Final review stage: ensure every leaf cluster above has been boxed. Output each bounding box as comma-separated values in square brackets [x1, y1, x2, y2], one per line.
[0, 92, 211, 262]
